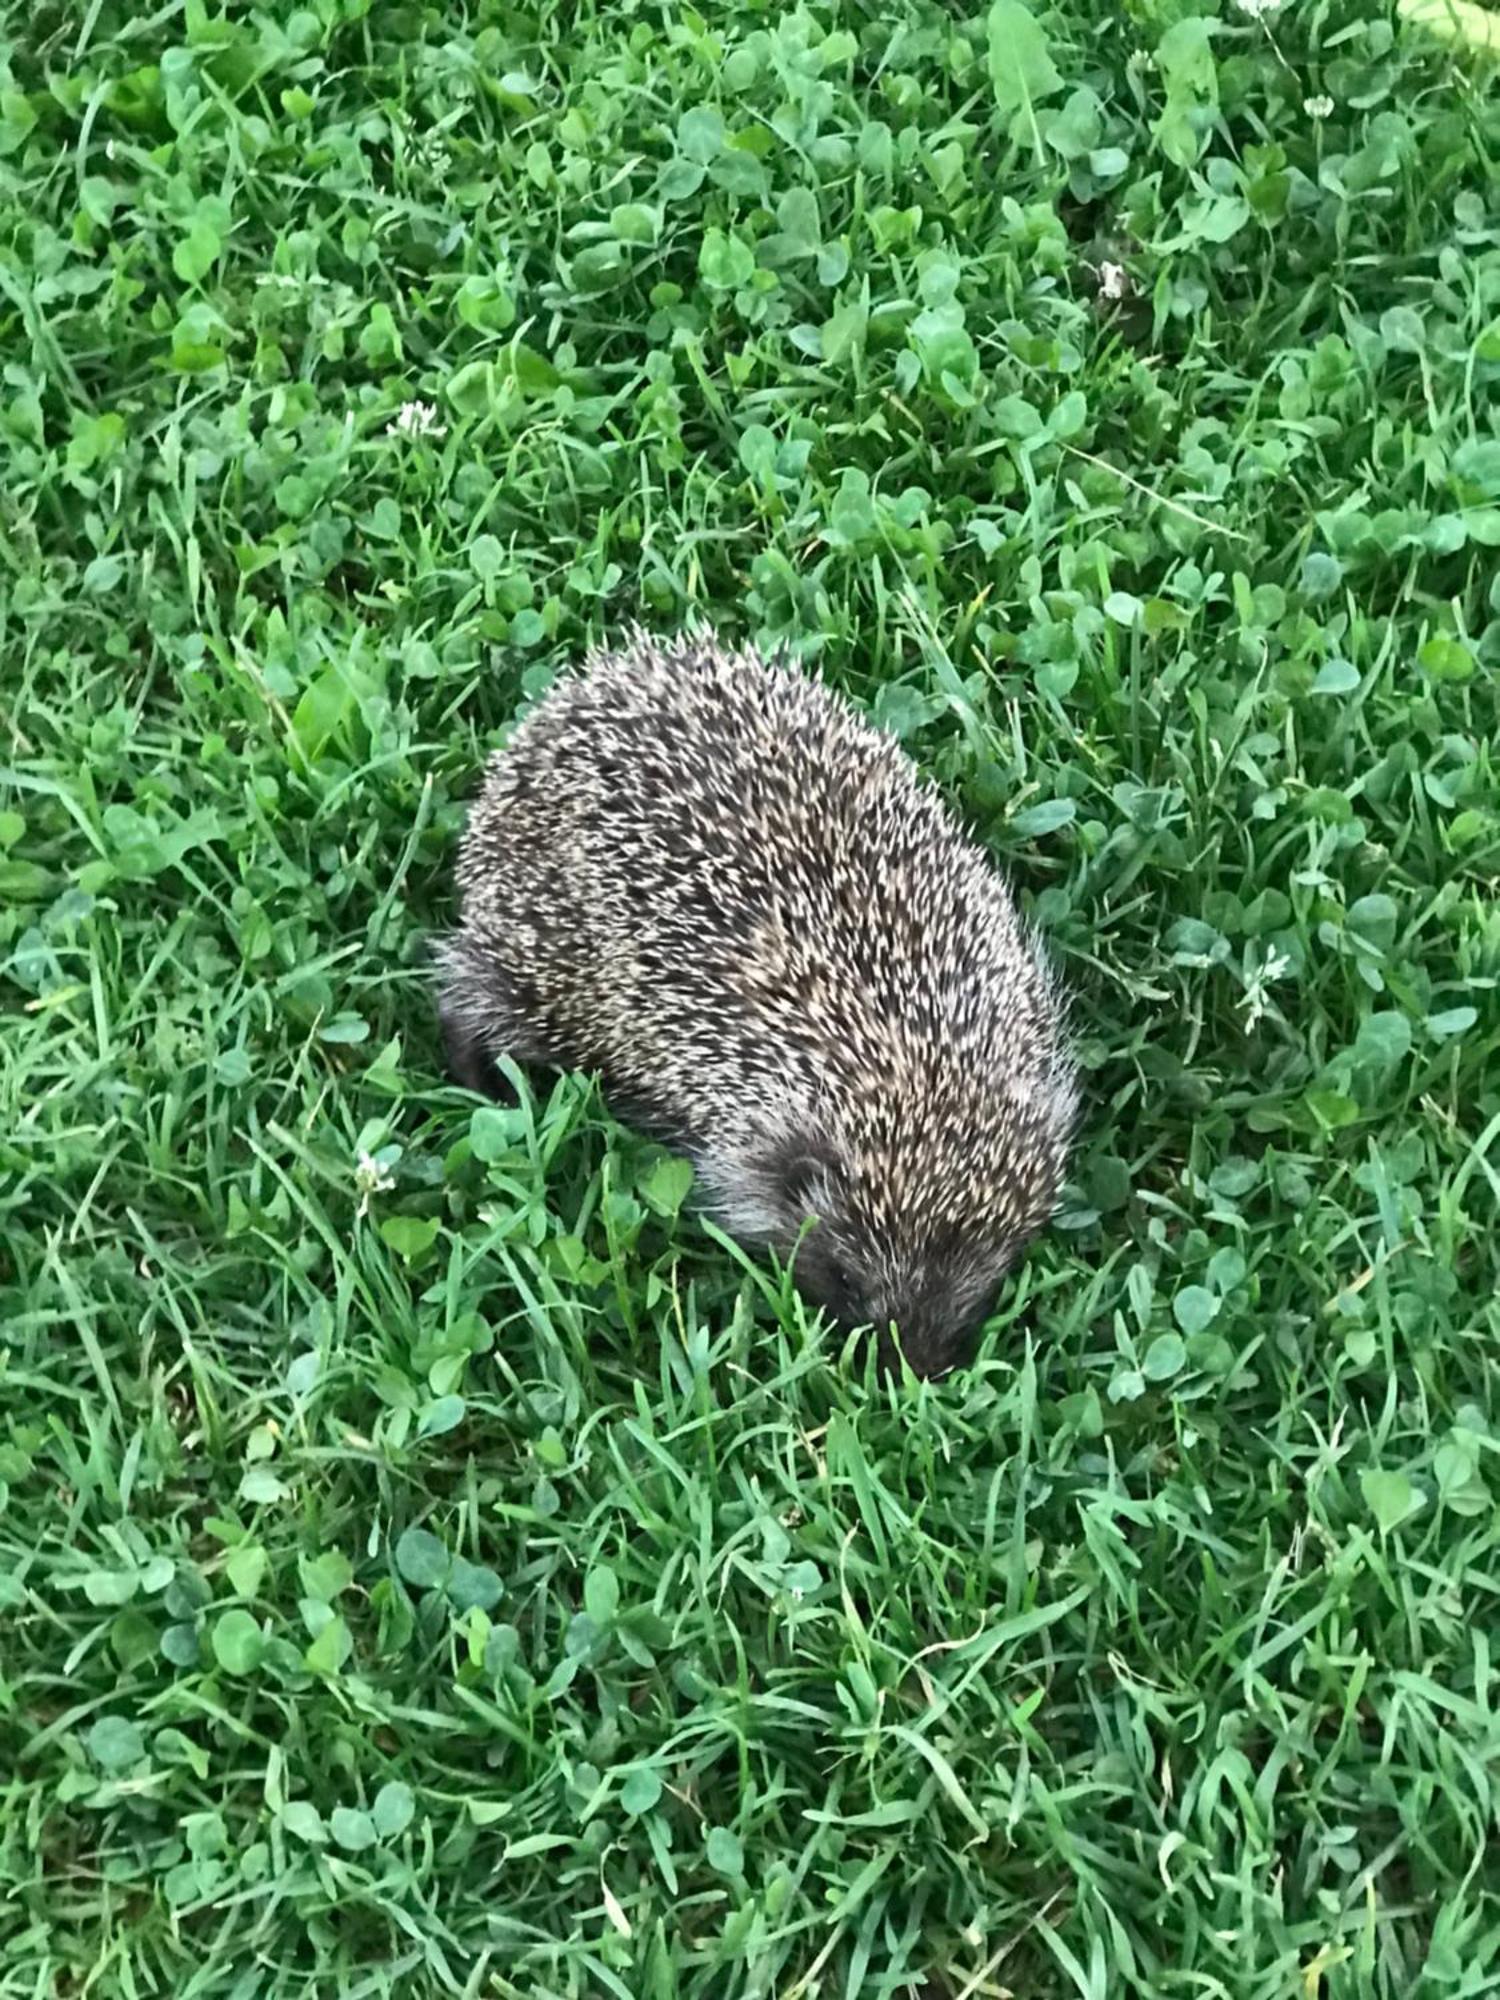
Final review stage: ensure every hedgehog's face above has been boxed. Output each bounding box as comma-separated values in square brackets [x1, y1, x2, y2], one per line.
[771, 1143, 1047, 1379]
[792, 1224, 1011, 1379]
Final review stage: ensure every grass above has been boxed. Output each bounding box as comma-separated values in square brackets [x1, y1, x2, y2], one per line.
[2, 0, 1499, 1994]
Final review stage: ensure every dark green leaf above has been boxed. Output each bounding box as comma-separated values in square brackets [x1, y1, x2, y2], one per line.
[394, 1527, 450, 1589]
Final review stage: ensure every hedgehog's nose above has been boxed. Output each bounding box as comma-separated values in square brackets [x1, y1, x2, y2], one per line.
[871, 1317, 949, 1382]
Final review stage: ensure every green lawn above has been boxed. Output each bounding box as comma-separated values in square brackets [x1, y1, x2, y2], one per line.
[3, 2, 1500, 1995]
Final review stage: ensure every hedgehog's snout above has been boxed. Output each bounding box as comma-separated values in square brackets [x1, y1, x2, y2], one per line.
[866, 1282, 993, 1381]
[870, 1319, 959, 1382]
[792, 1227, 998, 1380]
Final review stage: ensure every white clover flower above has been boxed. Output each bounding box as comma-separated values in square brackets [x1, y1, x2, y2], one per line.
[1304, 93, 1334, 119]
[388, 399, 447, 440]
[354, 1148, 395, 1217]
[1098, 261, 1129, 301]
[1238, 948, 1293, 1031]
[1235, 0, 1283, 15]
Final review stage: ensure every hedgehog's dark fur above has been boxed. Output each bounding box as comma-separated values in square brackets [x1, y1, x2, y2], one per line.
[438, 631, 1077, 1377]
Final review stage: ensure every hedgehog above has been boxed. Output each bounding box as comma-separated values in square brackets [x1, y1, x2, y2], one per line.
[437, 631, 1077, 1378]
